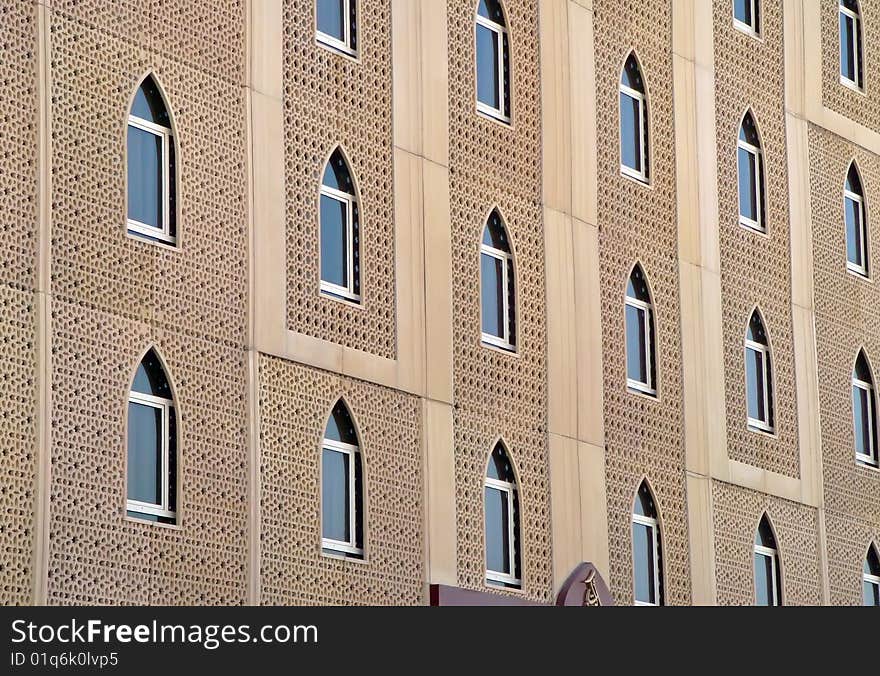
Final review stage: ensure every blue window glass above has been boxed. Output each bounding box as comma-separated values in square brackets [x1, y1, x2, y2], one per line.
[322, 448, 350, 544]
[633, 522, 656, 604]
[127, 127, 162, 229]
[481, 254, 504, 339]
[320, 195, 348, 289]
[127, 402, 162, 506]
[317, 0, 345, 41]
[738, 147, 758, 222]
[484, 486, 510, 575]
[620, 93, 641, 172]
[476, 24, 500, 110]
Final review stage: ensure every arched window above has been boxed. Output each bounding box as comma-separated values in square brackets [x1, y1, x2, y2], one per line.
[632, 480, 663, 606]
[480, 210, 516, 351]
[754, 515, 782, 606]
[864, 544, 880, 606]
[745, 309, 774, 432]
[127, 348, 177, 524]
[484, 441, 521, 588]
[845, 162, 869, 277]
[320, 148, 360, 303]
[475, 0, 511, 123]
[853, 350, 878, 467]
[625, 264, 657, 396]
[127, 75, 177, 245]
[316, 0, 357, 56]
[733, 0, 760, 36]
[619, 52, 649, 183]
[840, 0, 864, 90]
[738, 110, 765, 233]
[321, 399, 364, 558]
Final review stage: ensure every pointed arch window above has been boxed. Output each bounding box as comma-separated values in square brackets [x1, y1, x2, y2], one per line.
[745, 310, 774, 433]
[733, 0, 760, 36]
[625, 264, 657, 396]
[127, 75, 177, 245]
[632, 481, 664, 606]
[127, 349, 177, 524]
[620, 53, 649, 183]
[864, 544, 880, 606]
[840, 0, 864, 91]
[320, 149, 361, 303]
[484, 442, 521, 588]
[754, 515, 782, 606]
[853, 351, 878, 467]
[316, 0, 357, 56]
[476, 0, 511, 123]
[321, 400, 364, 558]
[738, 111, 765, 233]
[845, 162, 869, 277]
[481, 210, 516, 351]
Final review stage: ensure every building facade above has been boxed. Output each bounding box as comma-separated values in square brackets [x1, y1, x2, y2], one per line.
[2, 0, 880, 606]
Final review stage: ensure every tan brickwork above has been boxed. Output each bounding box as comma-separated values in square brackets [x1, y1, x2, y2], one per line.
[282, 0, 396, 359]
[257, 355, 423, 605]
[821, 0, 880, 134]
[593, 0, 691, 605]
[713, 0, 799, 477]
[447, 0, 552, 602]
[712, 480, 821, 605]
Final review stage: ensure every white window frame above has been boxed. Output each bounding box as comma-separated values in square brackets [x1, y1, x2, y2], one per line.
[845, 187, 868, 276]
[619, 82, 648, 183]
[839, 2, 864, 91]
[484, 475, 520, 588]
[754, 544, 780, 606]
[732, 0, 760, 37]
[625, 294, 655, 396]
[319, 183, 361, 303]
[865, 554, 880, 605]
[745, 338, 774, 433]
[127, 114, 175, 245]
[480, 241, 515, 351]
[853, 374, 879, 467]
[737, 135, 764, 233]
[632, 512, 662, 606]
[321, 438, 363, 557]
[126, 390, 176, 521]
[475, 13, 510, 124]
[316, 0, 357, 57]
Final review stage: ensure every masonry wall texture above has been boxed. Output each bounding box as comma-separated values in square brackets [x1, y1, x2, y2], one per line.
[3, 0, 880, 606]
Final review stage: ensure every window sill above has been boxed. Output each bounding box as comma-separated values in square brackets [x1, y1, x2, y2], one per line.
[481, 337, 518, 357]
[840, 77, 866, 96]
[747, 421, 776, 437]
[738, 219, 768, 237]
[123, 515, 182, 531]
[321, 549, 368, 565]
[855, 457, 880, 471]
[627, 382, 658, 401]
[316, 35, 358, 61]
[620, 167, 650, 188]
[476, 105, 512, 128]
[846, 264, 870, 280]
[732, 19, 761, 40]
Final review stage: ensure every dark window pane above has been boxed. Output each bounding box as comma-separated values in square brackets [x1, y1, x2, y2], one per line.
[131, 77, 171, 127]
[322, 449, 350, 543]
[620, 92, 641, 171]
[481, 253, 504, 339]
[485, 486, 510, 575]
[482, 215, 510, 251]
[854, 386, 871, 456]
[127, 402, 162, 506]
[167, 408, 176, 513]
[734, 0, 752, 26]
[841, 14, 855, 81]
[320, 195, 348, 288]
[754, 553, 773, 605]
[131, 350, 173, 398]
[846, 196, 862, 267]
[476, 24, 500, 110]
[325, 400, 358, 445]
[738, 147, 758, 222]
[746, 347, 765, 421]
[865, 581, 880, 606]
[353, 451, 363, 551]
[633, 522, 655, 604]
[506, 258, 516, 346]
[127, 126, 163, 229]
[317, 0, 345, 41]
[626, 304, 647, 384]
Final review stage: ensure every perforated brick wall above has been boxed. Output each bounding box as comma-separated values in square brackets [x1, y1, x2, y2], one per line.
[712, 480, 821, 605]
[593, 0, 691, 605]
[258, 355, 424, 605]
[282, 0, 396, 359]
[825, 511, 880, 606]
[713, 0, 799, 477]
[447, 0, 552, 603]
[821, 0, 880, 134]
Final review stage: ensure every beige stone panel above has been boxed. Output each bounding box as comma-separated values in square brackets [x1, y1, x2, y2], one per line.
[578, 440, 609, 581]
[685, 472, 717, 605]
[545, 208, 577, 439]
[392, 0, 422, 156]
[572, 218, 604, 447]
[787, 114, 814, 311]
[540, 0, 572, 213]
[419, 0, 450, 167]
[568, 3, 597, 226]
[250, 0, 282, 99]
[423, 398, 457, 585]
[422, 159, 454, 404]
[782, 0, 805, 118]
[801, 0, 823, 121]
[672, 55, 699, 267]
[791, 303, 821, 507]
[549, 433, 582, 594]
[671, 0, 694, 61]
[678, 262, 709, 476]
[727, 460, 804, 503]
